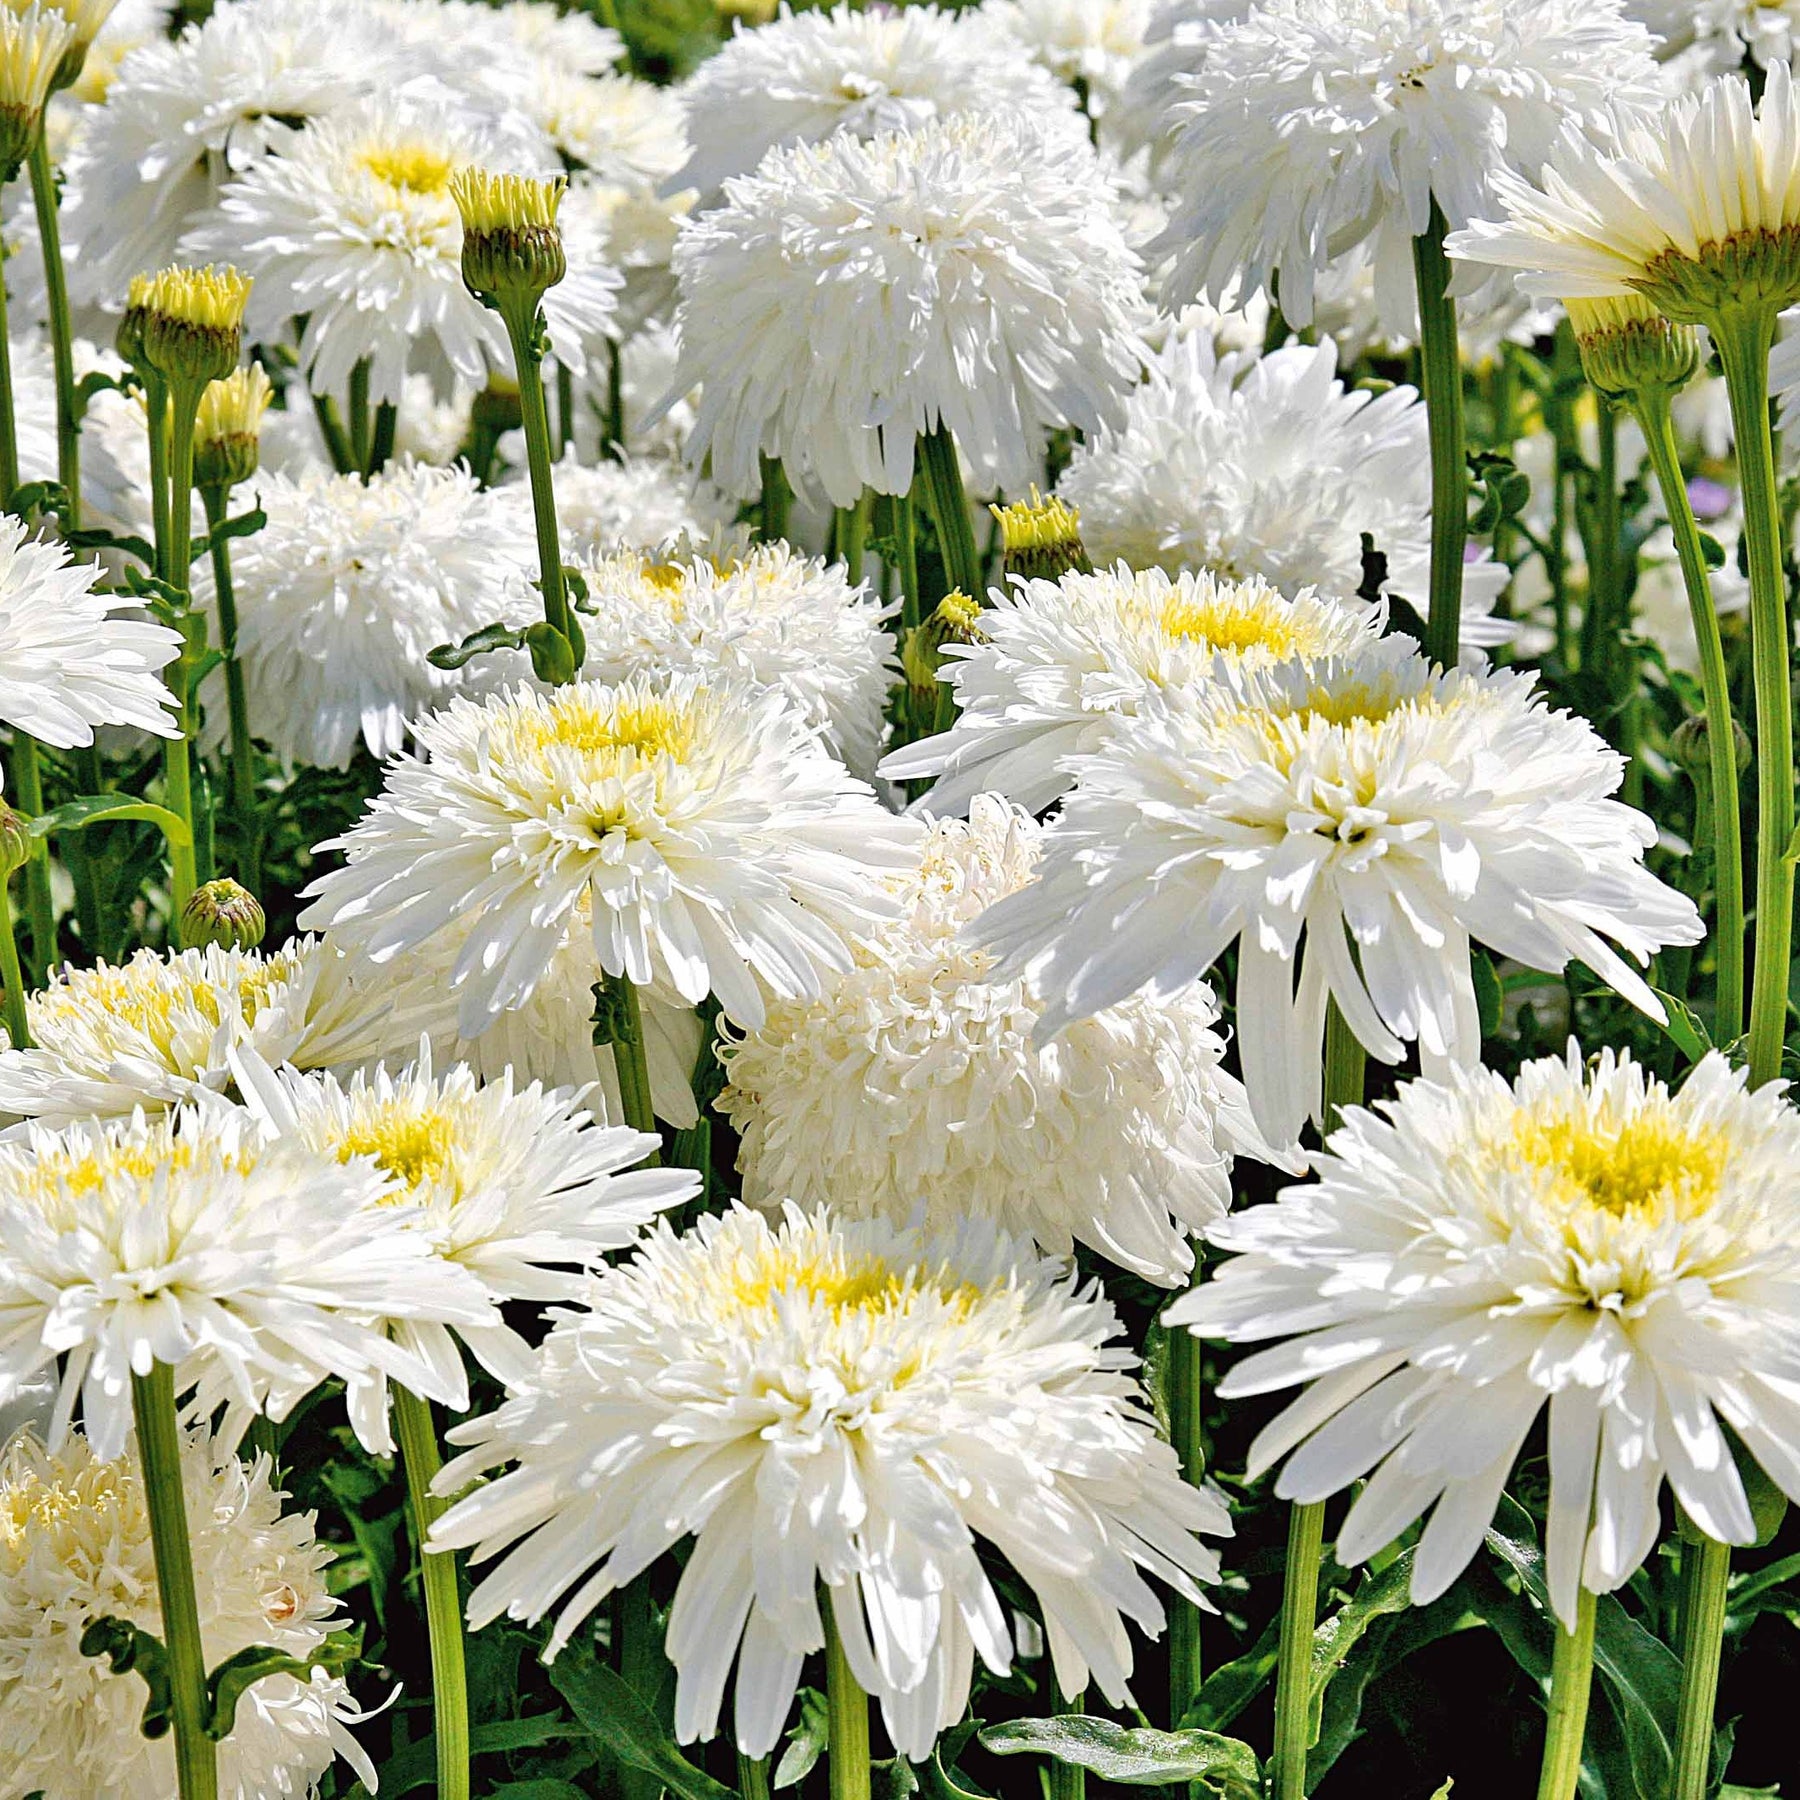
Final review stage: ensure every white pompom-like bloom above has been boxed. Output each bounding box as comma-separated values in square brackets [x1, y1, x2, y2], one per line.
[60, 0, 399, 305]
[432, 1204, 1230, 1759]
[1171, 1048, 1800, 1622]
[1056, 336, 1511, 642]
[1154, 0, 1661, 326]
[983, 0, 1153, 117]
[0, 1106, 494, 1460]
[879, 565, 1380, 814]
[976, 639, 1704, 1145]
[0, 1428, 379, 1800]
[196, 461, 534, 770]
[0, 938, 431, 1124]
[0, 515, 180, 749]
[673, 1, 1078, 198]
[186, 94, 619, 402]
[533, 68, 689, 185]
[720, 797, 1271, 1281]
[230, 1045, 696, 1435]
[569, 542, 895, 777]
[300, 671, 922, 1038]
[505, 452, 735, 559]
[671, 108, 1146, 507]
[1632, 0, 1800, 78]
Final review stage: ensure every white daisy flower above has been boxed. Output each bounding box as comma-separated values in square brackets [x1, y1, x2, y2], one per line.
[1632, 0, 1800, 76]
[672, 0, 1079, 199]
[982, 0, 1153, 117]
[193, 459, 535, 770]
[568, 541, 895, 777]
[1170, 1048, 1800, 1621]
[186, 92, 620, 403]
[0, 936, 436, 1124]
[1107, 0, 1246, 167]
[1055, 335, 1513, 643]
[299, 670, 922, 1038]
[581, 173, 694, 338]
[0, 1105, 494, 1460]
[672, 107, 1146, 507]
[975, 638, 1705, 1144]
[0, 513, 180, 750]
[1153, 0, 1662, 327]
[533, 68, 689, 186]
[879, 564, 1380, 815]
[499, 450, 735, 560]
[0, 1426, 379, 1800]
[720, 796, 1274, 1281]
[431, 1204, 1230, 1758]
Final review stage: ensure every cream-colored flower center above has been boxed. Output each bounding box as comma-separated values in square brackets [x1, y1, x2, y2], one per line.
[1512, 1104, 1725, 1225]
[725, 1238, 980, 1322]
[1160, 589, 1309, 656]
[359, 140, 457, 199]
[333, 1099, 461, 1199]
[0, 1457, 132, 1559]
[29, 952, 296, 1061]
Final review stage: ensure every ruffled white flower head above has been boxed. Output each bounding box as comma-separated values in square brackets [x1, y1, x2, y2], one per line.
[300, 670, 922, 1037]
[569, 541, 895, 777]
[976, 637, 1705, 1144]
[502, 450, 735, 559]
[186, 93, 620, 402]
[194, 460, 534, 769]
[1107, 0, 1247, 166]
[0, 1105, 494, 1460]
[582, 173, 694, 337]
[982, 0, 1153, 117]
[1632, 0, 1800, 77]
[879, 564, 1380, 815]
[60, 0, 402, 306]
[1154, 0, 1662, 327]
[1171, 1048, 1800, 1623]
[671, 107, 1146, 507]
[0, 1426, 378, 1800]
[1056, 336, 1512, 642]
[432, 1204, 1230, 1758]
[0, 936, 436, 1124]
[720, 796, 1270, 1281]
[533, 68, 689, 185]
[673, 1, 1079, 198]
[0, 513, 180, 750]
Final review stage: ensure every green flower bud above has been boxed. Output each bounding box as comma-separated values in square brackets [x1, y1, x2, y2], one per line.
[137, 264, 251, 389]
[989, 488, 1092, 582]
[194, 363, 273, 492]
[1567, 294, 1700, 401]
[451, 167, 568, 310]
[180, 878, 266, 952]
[0, 4, 74, 178]
[0, 803, 31, 878]
[902, 590, 984, 702]
[1671, 712, 1752, 784]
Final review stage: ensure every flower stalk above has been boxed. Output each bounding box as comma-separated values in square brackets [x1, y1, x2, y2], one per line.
[1534, 1588, 1597, 1800]
[1671, 1535, 1730, 1800]
[1411, 200, 1467, 670]
[1166, 1324, 1205, 1726]
[825, 1599, 872, 1800]
[27, 134, 78, 530]
[0, 809, 31, 1048]
[917, 424, 983, 603]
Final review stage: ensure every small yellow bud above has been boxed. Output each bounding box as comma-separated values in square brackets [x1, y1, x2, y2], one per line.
[1567, 293, 1700, 401]
[180, 878, 266, 953]
[989, 487, 1092, 581]
[0, 4, 74, 174]
[194, 362, 274, 492]
[902, 590, 985, 698]
[136, 263, 252, 389]
[450, 167, 568, 308]
[4, 0, 117, 90]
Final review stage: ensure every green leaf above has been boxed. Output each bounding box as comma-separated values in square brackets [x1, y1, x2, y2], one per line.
[204, 1628, 361, 1740]
[774, 1688, 829, 1788]
[1649, 985, 1713, 1063]
[1308, 1550, 1421, 1748]
[427, 619, 529, 671]
[550, 1656, 736, 1800]
[67, 525, 157, 567]
[377, 1715, 582, 1796]
[1182, 1615, 1279, 1734]
[1697, 530, 1728, 570]
[1472, 948, 1503, 1040]
[27, 796, 193, 850]
[193, 506, 267, 557]
[979, 1718, 1260, 1796]
[80, 1616, 174, 1739]
[872, 1756, 921, 1799]
[6, 479, 69, 521]
[488, 1784, 590, 1800]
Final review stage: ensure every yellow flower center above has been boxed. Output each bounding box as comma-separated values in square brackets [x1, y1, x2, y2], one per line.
[727, 1240, 980, 1321]
[1513, 1106, 1726, 1224]
[334, 1100, 460, 1197]
[360, 140, 457, 198]
[520, 689, 698, 765]
[1161, 589, 1307, 656]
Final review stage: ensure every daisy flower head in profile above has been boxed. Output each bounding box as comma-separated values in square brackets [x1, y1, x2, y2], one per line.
[670, 105, 1145, 508]
[1171, 1047, 1800, 1622]
[975, 636, 1704, 1144]
[1153, 0, 1662, 327]
[299, 668, 922, 1040]
[431, 1204, 1230, 1758]
[0, 1424, 380, 1800]
[720, 795, 1278, 1282]
[879, 563, 1380, 815]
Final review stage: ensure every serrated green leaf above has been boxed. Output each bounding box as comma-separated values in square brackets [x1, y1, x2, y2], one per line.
[872, 1756, 921, 1799]
[979, 1717, 1260, 1796]
[550, 1656, 735, 1800]
[28, 796, 192, 849]
[774, 1688, 829, 1788]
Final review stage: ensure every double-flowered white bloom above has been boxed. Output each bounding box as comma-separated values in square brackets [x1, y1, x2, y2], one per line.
[976, 638, 1704, 1143]
[432, 1204, 1230, 1759]
[1171, 1049, 1800, 1622]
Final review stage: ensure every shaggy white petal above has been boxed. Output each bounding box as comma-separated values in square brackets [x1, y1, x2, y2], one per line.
[499, 451, 735, 561]
[982, 0, 1153, 117]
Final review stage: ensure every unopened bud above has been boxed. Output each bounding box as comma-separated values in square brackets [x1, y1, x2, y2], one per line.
[1567, 293, 1701, 401]
[902, 590, 984, 699]
[1671, 711, 1752, 783]
[451, 168, 567, 310]
[0, 4, 75, 177]
[471, 375, 523, 437]
[990, 487, 1091, 582]
[136, 264, 251, 389]
[194, 362, 273, 492]
[0, 803, 30, 878]
[180, 878, 265, 952]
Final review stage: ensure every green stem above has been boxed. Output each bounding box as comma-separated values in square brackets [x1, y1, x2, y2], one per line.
[1411, 201, 1466, 670]
[760, 454, 791, 543]
[1534, 1588, 1598, 1800]
[1635, 386, 1746, 1044]
[131, 1364, 219, 1800]
[308, 386, 355, 477]
[1050, 1703, 1086, 1800]
[606, 339, 625, 461]
[502, 312, 571, 647]
[347, 358, 371, 471]
[9, 738, 55, 981]
[1714, 307, 1792, 1090]
[556, 360, 575, 458]
[1670, 1536, 1730, 1800]
[0, 871, 31, 1048]
[894, 490, 922, 634]
[601, 972, 661, 1148]
[366, 400, 397, 479]
[0, 261, 17, 507]
[837, 491, 871, 586]
[27, 137, 78, 530]
[201, 484, 260, 893]
[1166, 1326, 1205, 1726]
[159, 385, 204, 926]
[146, 378, 171, 577]
[392, 1384, 470, 1800]
[737, 1752, 773, 1800]
[825, 1599, 871, 1800]
[917, 425, 983, 601]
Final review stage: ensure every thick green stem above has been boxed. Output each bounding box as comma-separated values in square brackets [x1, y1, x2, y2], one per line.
[1534, 1588, 1597, 1800]
[146, 379, 171, 576]
[825, 1600, 871, 1800]
[894, 490, 922, 634]
[606, 339, 626, 461]
[308, 386, 355, 477]
[9, 738, 56, 981]
[0, 872, 31, 1049]
[837, 491, 871, 586]
[1411, 202, 1467, 671]
[502, 313, 571, 646]
[917, 425, 983, 601]
[201, 484, 260, 893]
[737, 1752, 773, 1800]
[760, 454, 791, 543]
[0, 262, 17, 506]
[366, 401, 397, 479]
[1715, 309, 1792, 1090]
[1166, 1326, 1205, 1726]
[131, 1364, 219, 1800]
[393, 1384, 470, 1800]
[1670, 1536, 1729, 1800]
[1635, 386, 1746, 1044]
[347, 358, 371, 471]
[1050, 1703, 1086, 1800]
[159, 386, 204, 925]
[27, 137, 79, 529]
[555, 360, 575, 458]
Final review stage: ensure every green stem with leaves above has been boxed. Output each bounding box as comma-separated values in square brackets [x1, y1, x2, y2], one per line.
[500, 309, 570, 644]
[1534, 1588, 1597, 1800]
[0, 865, 31, 1048]
[737, 1752, 773, 1800]
[158, 384, 205, 925]
[1411, 201, 1466, 671]
[28, 136, 79, 529]
[132, 1362, 219, 1800]
[1670, 1536, 1729, 1800]
[917, 425, 983, 602]
[201, 484, 260, 893]
[392, 1383, 470, 1800]
[825, 1599, 871, 1800]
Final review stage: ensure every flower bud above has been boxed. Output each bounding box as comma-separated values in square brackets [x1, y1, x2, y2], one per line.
[136, 264, 251, 389]
[0, 5, 75, 177]
[0, 803, 31, 878]
[451, 168, 568, 310]
[902, 589, 984, 701]
[194, 362, 273, 492]
[1568, 294, 1701, 401]
[28, 0, 116, 91]
[1671, 712, 1752, 784]
[180, 877, 265, 952]
[990, 488, 1092, 582]
[471, 374, 523, 437]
